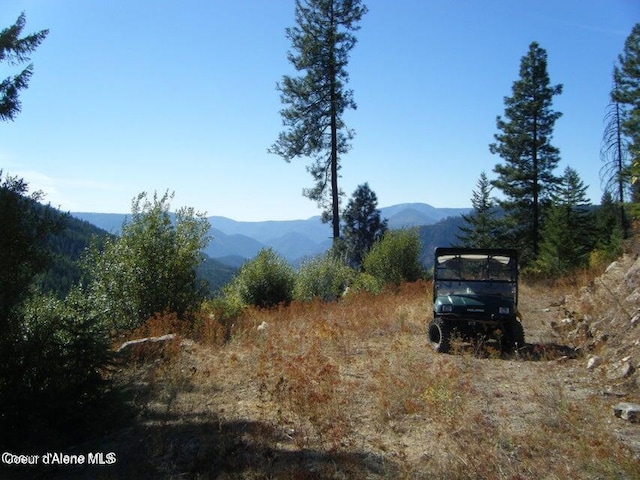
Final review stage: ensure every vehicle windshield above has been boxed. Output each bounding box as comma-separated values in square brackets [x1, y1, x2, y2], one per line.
[434, 253, 516, 299]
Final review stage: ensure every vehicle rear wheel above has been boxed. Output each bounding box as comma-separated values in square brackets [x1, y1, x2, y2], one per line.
[428, 318, 451, 353]
[504, 319, 525, 351]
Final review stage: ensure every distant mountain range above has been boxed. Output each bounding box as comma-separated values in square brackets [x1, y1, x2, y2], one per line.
[72, 203, 470, 267]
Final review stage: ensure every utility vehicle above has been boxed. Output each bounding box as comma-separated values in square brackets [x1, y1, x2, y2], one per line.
[428, 247, 524, 353]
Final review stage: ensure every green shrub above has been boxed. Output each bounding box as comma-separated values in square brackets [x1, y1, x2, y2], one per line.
[207, 286, 245, 321]
[83, 191, 210, 331]
[196, 288, 248, 344]
[294, 254, 355, 301]
[363, 229, 424, 286]
[230, 248, 295, 308]
[590, 226, 624, 269]
[349, 272, 384, 295]
[0, 287, 110, 448]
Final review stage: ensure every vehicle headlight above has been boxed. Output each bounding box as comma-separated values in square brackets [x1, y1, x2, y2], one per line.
[442, 304, 453, 313]
[499, 307, 510, 315]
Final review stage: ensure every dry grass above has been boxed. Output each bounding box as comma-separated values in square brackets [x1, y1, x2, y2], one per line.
[24, 279, 640, 480]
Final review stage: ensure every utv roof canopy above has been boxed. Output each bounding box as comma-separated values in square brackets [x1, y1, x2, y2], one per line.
[434, 248, 518, 282]
[436, 254, 512, 265]
[435, 248, 517, 264]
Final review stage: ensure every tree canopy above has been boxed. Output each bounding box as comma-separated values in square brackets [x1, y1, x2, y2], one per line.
[535, 167, 592, 275]
[490, 41, 563, 263]
[0, 12, 48, 122]
[341, 182, 387, 268]
[270, 0, 367, 239]
[457, 172, 500, 249]
[613, 23, 640, 166]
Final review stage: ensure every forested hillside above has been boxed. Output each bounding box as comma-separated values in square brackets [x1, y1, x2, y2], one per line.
[39, 215, 113, 297]
[418, 216, 467, 267]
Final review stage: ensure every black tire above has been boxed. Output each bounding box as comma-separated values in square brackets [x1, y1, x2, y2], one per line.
[504, 319, 525, 351]
[428, 318, 451, 353]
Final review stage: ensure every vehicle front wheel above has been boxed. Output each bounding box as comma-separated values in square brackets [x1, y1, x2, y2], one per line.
[428, 318, 451, 353]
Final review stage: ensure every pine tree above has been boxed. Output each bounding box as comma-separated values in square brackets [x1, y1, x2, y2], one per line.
[613, 23, 640, 167]
[490, 42, 563, 264]
[0, 12, 48, 122]
[269, 0, 367, 240]
[600, 74, 630, 234]
[341, 182, 387, 268]
[536, 167, 592, 275]
[457, 172, 500, 248]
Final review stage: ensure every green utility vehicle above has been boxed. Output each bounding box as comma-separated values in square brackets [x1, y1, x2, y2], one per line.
[428, 247, 524, 353]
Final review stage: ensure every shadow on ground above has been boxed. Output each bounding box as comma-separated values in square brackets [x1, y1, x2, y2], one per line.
[451, 339, 580, 361]
[4, 408, 397, 480]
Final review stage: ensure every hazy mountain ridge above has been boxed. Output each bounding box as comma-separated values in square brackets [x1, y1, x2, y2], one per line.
[207, 227, 265, 260]
[72, 203, 470, 266]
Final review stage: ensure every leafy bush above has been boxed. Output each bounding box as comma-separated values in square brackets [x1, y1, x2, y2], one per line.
[363, 228, 424, 286]
[294, 254, 355, 301]
[206, 287, 245, 322]
[0, 288, 110, 448]
[83, 191, 210, 331]
[349, 272, 384, 295]
[195, 288, 247, 344]
[229, 248, 295, 308]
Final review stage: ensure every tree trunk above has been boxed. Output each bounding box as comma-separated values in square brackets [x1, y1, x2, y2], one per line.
[532, 117, 539, 257]
[329, 2, 340, 240]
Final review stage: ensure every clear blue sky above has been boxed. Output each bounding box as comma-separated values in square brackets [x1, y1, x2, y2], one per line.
[1, 1, 638, 221]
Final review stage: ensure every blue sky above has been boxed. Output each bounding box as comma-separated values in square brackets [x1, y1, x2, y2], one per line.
[1, 1, 638, 221]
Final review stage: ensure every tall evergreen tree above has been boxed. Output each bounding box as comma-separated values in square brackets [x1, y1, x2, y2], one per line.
[613, 23, 640, 167]
[600, 75, 630, 234]
[341, 182, 387, 268]
[536, 167, 592, 275]
[0, 12, 48, 122]
[490, 41, 563, 263]
[269, 0, 367, 240]
[457, 171, 500, 248]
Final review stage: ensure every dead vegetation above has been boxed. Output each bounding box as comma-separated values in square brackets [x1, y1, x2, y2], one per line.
[12, 264, 640, 480]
